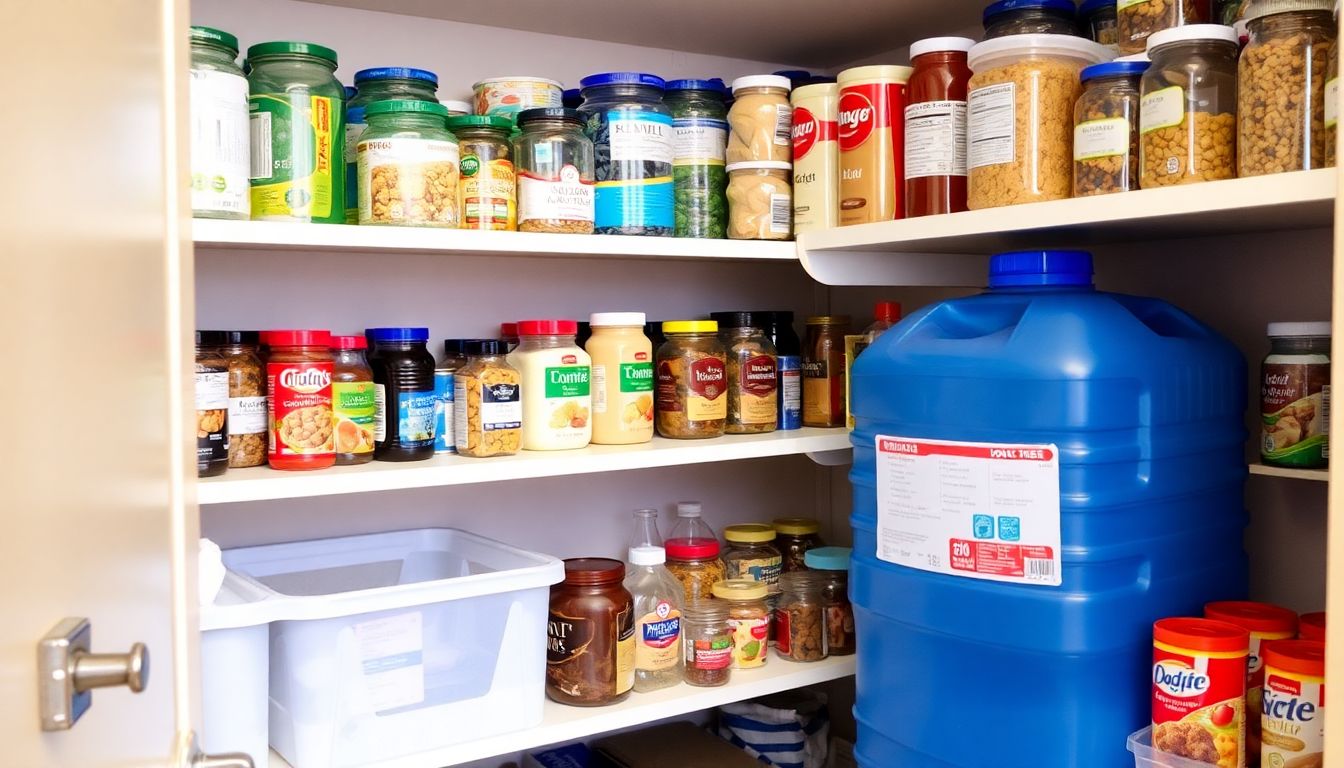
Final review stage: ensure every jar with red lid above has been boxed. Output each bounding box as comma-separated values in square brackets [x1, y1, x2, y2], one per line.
[1298, 611, 1325, 641]
[331, 335, 375, 465]
[904, 37, 974, 217]
[1152, 617, 1249, 768]
[547, 558, 635, 707]
[1205, 600, 1298, 762]
[265, 330, 335, 471]
[665, 537, 726, 603]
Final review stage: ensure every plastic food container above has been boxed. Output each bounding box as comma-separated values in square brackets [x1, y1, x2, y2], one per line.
[1140, 25, 1239, 188]
[198, 528, 563, 768]
[982, 0, 1079, 38]
[1074, 60, 1149, 196]
[1128, 726, 1227, 768]
[472, 76, 563, 120]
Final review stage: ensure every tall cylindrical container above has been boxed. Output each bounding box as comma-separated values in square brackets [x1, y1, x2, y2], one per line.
[904, 37, 975, 217]
[790, 83, 839, 233]
[836, 65, 912, 225]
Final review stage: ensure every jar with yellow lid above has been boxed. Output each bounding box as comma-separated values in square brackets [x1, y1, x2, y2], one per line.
[774, 517, 824, 572]
[655, 321, 728, 439]
[723, 524, 784, 585]
[712, 579, 770, 668]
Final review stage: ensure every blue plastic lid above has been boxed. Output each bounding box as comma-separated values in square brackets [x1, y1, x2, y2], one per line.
[666, 78, 729, 95]
[1079, 0, 1116, 15]
[1080, 60, 1150, 81]
[983, 0, 1077, 24]
[580, 72, 666, 90]
[989, 250, 1094, 288]
[346, 105, 366, 123]
[354, 67, 439, 86]
[365, 327, 430, 343]
[773, 69, 813, 80]
[804, 546, 852, 571]
[562, 87, 582, 106]
[343, 85, 356, 100]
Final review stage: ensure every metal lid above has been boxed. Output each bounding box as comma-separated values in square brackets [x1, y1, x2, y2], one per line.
[724, 523, 777, 543]
[663, 320, 719, 334]
[712, 579, 769, 601]
[1267, 321, 1331, 337]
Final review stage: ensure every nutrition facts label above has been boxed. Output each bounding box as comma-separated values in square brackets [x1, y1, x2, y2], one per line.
[874, 435, 1062, 587]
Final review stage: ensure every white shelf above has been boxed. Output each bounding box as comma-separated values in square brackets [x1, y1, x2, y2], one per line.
[1248, 463, 1329, 482]
[198, 428, 852, 504]
[797, 169, 1336, 286]
[193, 219, 797, 262]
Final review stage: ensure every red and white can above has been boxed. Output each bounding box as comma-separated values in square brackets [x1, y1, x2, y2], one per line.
[1152, 617, 1250, 768]
[1261, 640, 1324, 768]
[1205, 600, 1298, 764]
[790, 83, 838, 234]
[836, 65, 912, 226]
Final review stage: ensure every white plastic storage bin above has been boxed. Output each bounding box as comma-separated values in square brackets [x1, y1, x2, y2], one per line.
[201, 528, 564, 768]
[1127, 726, 1222, 768]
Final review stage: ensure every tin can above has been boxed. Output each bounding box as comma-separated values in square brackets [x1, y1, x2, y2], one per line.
[1261, 640, 1324, 768]
[836, 65, 913, 225]
[1152, 617, 1249, 768]
[791, 83, 839, 234]
[472, 76, 563, 121]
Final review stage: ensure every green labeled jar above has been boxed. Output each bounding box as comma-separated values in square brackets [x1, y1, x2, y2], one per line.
[247, 41, 345, 223]
[357, 100, 459, 227]
[665, 79, 729, 238]
[344, 67, 440, 223]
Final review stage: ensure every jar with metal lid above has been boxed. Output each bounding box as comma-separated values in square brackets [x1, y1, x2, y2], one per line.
[514, 107, 596, 234]
[1140, 25, 1239, 187]
[726, 161, 792, 240]
[357, 100, 459, 227]
[905, 37, 975, 218]
[656, 321, 728, 439]
[710, 312, 779, 434]
[1260, 321, 1331, 469]
[265, 330, 335, 470]
[727, 75, 793, 164]
[1119, 0, 1204, 53]
[803, 316, 850, 427]
[682, 600, 734, 687]
[195, 331, 231, 477]
[665, 538, 726, 603]
[246, 42, 345, 223]
[1238, 0, 1336, 176]
[712, 580, 771, 669]
[218, 331, 266, 468]
[547, 558, 635, 707]
[331, 335, 375, 465]
[1081, 0, 1121, 49]
[445, 115, 517, 230]
[762, 311, 803, 431]
[805, 547, 856, 656]
[775, 571, 829, 662]
[1074, 60, 1149, 196]
[773, 518, 824, 572]
[189, 27, 249, 220]
[578, 72, 675, 236]
[666, 79, 730, 238]
[722, 524, 783, 587]
[365, 327, 436, 461]
[344, 67, 439, 222]
[454, 340, 522, 458]
[983, 0, 1080, 37]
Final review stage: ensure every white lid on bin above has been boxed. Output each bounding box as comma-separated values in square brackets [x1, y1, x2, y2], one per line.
[1145, 24, 1239, 53]
[726, 160, 793, 172]
[910, 36, 978, 58]
[1267, 321, 1331, 337]
[629, 546, 667, 566]
[732, 74, 792, 92]
[968, 33, 1114, 72]
[590, 312, 647, 327]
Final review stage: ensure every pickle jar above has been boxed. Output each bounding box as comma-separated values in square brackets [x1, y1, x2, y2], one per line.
[773, 517, 825, 572]
[357, 100, 460, 227]
[1119, 0, 1205, 54]
[982, 0, 1080, 37]
[804, 546, 856, 656]
[1074, 60, 1149, 196]
[655, 321, 728, 439]
[722, 524, 783, 586]
[1237, 0, 1336, 176]
[711, 312, 778, 434]
[514, 107, 595, 234]
[445, 115, 518, 230]
[1140, 25, 1239, 188]
[547, 558, 635, 707]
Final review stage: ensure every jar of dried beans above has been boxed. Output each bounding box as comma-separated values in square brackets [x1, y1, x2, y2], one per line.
[219, 331, 266, 468]
[682, 600, 734, 687]
[547, 558, 635, 707]
[1140, 25, 1239, 188]
[514, 107, 596, 233]
[775, 571, 829, 662]
[1073, 60, 1149, 196]
[711, 312, 778, 434]
[655, 321, 728, 439]
[665, 538, 727, 603]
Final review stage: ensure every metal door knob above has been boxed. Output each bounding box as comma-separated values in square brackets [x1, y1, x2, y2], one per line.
[72, 642, 148, 693]
[39, 617, 150, 730]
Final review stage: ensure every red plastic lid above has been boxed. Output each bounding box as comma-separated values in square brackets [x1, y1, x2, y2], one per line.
[266, 329, 332, 347]
[518, 319, 578, 336]
[258, 331, 273, 345]
[331, 335, 367, 350]
[500, 322, 519, 337]
[1204, 601, 1299, 634]
[1262, 639, 1325, 677]
[665, 537, 721, 560]
[1299, 612, 1326, 641]
[1154, 618, 1249, 653]
[561, 557, 625, 586]
[874, 301, 902, 322]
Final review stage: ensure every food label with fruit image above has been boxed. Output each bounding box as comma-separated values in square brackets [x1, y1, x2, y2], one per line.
[267, 362, 334, 458]
[332, 381, 376, 456]
[1152, 641, 1246, 768]
[726, 616, 770, 669]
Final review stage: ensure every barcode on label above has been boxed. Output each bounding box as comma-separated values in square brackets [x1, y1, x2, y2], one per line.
[770, 194, 792, 234]
[1323, 384, 1331, 458]
[249, 112, 272, 180]
[775, 104, 793, 146]
[1026, 559, 1055, 580]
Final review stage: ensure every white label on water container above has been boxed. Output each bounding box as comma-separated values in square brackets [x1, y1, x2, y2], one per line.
[354, 611, 425, 712]
[874, 435, 1062, 587]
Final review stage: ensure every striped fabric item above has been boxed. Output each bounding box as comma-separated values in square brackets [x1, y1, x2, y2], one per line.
[718, 692, 830, 768]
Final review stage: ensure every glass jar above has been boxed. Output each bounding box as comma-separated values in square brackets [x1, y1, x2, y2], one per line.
[219, 331, 266, 468]
[578, 72, 675, 236]
[1238, 2, 1335, 176]
[246, 42, 345, 223]
[1328, 3, 1339, 167]
[775, 571, 829, 662]
[803, 316, 850, 427]
[723, 525, 784, 587]
[1260, 322, 1331, 469]
[344, 67, 439, 222]
[357, 100, 460, 227]
[624, 546, 684, 693]
[364, 328, 436, 461]
[586, 313, 655, 445]
[507, 320, 593, 450]
[665, 538, 726, 603]
[195, 331, 230, 478]
[514, 107, 596, 233]
[726, 161, 792, 240]
[727, 75, 793, 164]
[472, 76, 564, 121]
[1139, 26, 1239, 188]
[189, 27, 249, 220]
[265, 330, 335, 470]
[1073, 61, 1149, 196]
[805, 546, 856, 656]
[710, 313, 779, 434]
[904, 37, 975, 218]
[547, 558, 635, 707]
[1081, 0, 1121, 49]
[1119, 0, 1204, 53]
[445, 115, 517, 230]
[666, 79, 730, 238]
[331, 335, 375, 465]
[763, 311, 803, 430]
[712, 580, 771, 669]
[982, 0, 1080, 37]
[773, 518, 824, 573]
[682, 600, 734, 687]
[453, 340, 522, 458]
[655, 321, 728, 439]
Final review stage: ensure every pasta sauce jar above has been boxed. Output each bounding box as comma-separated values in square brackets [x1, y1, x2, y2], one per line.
[1151, 617, 1249, 768]
[547, 558, 635, 707]
[265, 330, 335, 470]
[904, 37, 975, 217]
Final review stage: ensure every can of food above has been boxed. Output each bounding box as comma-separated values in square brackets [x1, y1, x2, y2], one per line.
[1298, 611, 1325, 641]
[1205, 601, 1299, 764]
[836, 65, 913, 225]
[472, 76, 563, 120]
[1261, 640, 1324, 768]
[1152, 617, 1249, 768]
[790, 83, 839, 234]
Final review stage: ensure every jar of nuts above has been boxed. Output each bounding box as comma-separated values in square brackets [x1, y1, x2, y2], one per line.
[453, 340, 522, 458]
[1140, 25, 1239, 188]
[514, 107, 596, 233]
[1119, 0, 1205, 54]
[774, 571, 829, 663]
[656, 321, 728, 439]
[711, 312, 779, 434]
[1238, 0, 1336, 177]
[219, 331, 266, 468]
[357, 100, 460, 227]
[1073, 60, 1149, 196]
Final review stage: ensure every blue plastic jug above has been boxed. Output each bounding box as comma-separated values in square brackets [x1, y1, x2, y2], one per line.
[849, 251, 1247, 768]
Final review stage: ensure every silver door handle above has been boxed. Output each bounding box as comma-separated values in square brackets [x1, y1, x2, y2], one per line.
[38, 617, 150, 730]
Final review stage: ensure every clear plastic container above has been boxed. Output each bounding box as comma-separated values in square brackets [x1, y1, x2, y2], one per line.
[774, 571, 829, 662]
[624, 546, 684, 693]
[344, 67, 439, 222]
[453, 340, 522, 458]
[1119, 0, 1205, 54]
[1081, 0, 1121, 49]
[982, 0, 1080, 38]
[727, 75, 793, 164]
[578, 72, 675, 236]
[1127, 726, 1223, 768]
[1074, 60, 1149, 196]
[586, 312, 654, 444]
[722, 524, 783, 586]
[664, 538, 726, 603]
[666, 79, 730, 238]
[1139, 25, 1239, 188]
[681, 600, 733, 687]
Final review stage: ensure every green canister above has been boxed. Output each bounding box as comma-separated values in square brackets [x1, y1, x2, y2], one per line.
[357, 100, 460, 227]
[344, 67, 439, 223]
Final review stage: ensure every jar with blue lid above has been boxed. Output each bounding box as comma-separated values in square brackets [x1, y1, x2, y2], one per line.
[982, 0, 1079, 37]
[344, 67, 440, 222]
[803, 547, 854, 656]
[1074, 59, 1149, 196]
[365, 327, 437, 462]
[578, 72, 675, 236]
[666, 79, 729, 239]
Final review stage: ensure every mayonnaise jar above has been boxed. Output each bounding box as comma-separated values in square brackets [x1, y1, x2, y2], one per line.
[508, 319, 592, 450]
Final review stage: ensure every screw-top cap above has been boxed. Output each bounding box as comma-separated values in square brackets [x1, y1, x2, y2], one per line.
[909, 36, 977, 58]
[1146, 24, 1239, 52]
[804, 546, 852, 571]
[666, 78, 730, 95]
[500, 322, 519, 338]
[517, 107, 583, 126]
[665, 537, 721, 560]
[561, 557, 625, 586]
[353, 67, 438, 85]
[989, 250, 1094, 288]
[663, 320, 719, 334]
[1204, 601, 1299, 634]
[677, 501, 703, 517]
[466, 339, 508, 356]
[772, 517, 821, 536]
[331, 335, 367, 350]
[1154, 617, 1250, 653]
[200, 330, 260, 345]
[443, 339, 474, 356]
[1244, 0, 1334, 22]
[874, 301, 902, 322]
[580, 72, 666, 90]
[365, 99, 449, 118]
[517, 319, 578, 336]
[731, 74, 793, 92]
[712, 579, 769, 601]
[628, 546, 667, 566]
[196, 330, 229, 346]
[445, 115, 514, 132]
[562, 88, 582, 107]
[366, 327, 430, 343]
[265, 329, 333, 346]
[1299, 612, 1326, 641]
[1081, 61, 1151, 82]
[724, 523, 777, 543]
[709, 311, 764, 329]
[1262, 639, 1325, 677]
[590, 312, 647, 327]
[1267, 321, 1331, 337]
[983, 0, 1077, 24]
[246, 41, 339, 65]
[191, 26, 239, 54]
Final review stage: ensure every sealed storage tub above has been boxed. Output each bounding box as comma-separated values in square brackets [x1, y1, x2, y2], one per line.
[199, 528, 564, 768]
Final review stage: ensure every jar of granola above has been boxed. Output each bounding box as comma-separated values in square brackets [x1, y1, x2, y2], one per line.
[453, 340, 522, 458]
[1073, 60, 1149, 196]
[656, 321, 728, 439]
[219, 331, 266, 468]
[1140, 25, 1239, 188]
[711, 312, 778, 434]
[514, 107, 596, 233]
[775, 571, 828, 663]
[712, 580, 771, 669]
[665, 538, 727, 603]
[682, 600, 734, 687]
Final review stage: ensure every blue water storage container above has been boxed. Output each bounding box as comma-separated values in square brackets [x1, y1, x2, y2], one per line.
[849, 251, 1247, 768]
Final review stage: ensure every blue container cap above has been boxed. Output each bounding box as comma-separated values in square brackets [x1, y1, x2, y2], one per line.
[983, 0, 1077, 24]
[354, 67, 439, 86]
[804, 546, 852, 571]
[580, 72, 666, 90]
[1080, 60, 1149, 81]
[666, 78, 729, 95]
[1079, 0, 1116, 15]
[773, 69, 813, 80]
[343, 85, 356, 100]
[562, 87, 582, 106]
[346, 105, 366, 123]
[366, 327, 430, 343]
[989, 250, 1094, 288]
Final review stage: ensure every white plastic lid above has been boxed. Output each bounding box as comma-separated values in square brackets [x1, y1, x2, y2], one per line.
[441, 99, 472, 115]
[910, 36, 977, 58]
[726, 160, 793, 172]
[677, 501, 702, 517]
[1115, 52, 1150, 62]
[629, 546, 667, 566]
[968, 33, 1114, 72]
[1268, 321, 1331, 337]
[732, 74, 792, 93]
[836, 64, 914, 85]
[1146, 24, 1239, 53]
[590, 312, 647, 327]
[473, 76, 563, 88]
[1244, 0, 1333, 22]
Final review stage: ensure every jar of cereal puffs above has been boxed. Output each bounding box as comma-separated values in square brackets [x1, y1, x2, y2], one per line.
[453, 340, 522, 457]
[357, 100, 460, 227]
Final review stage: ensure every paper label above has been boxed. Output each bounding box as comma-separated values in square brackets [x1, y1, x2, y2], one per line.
[634, 602, 681, 672]
[227, 395, 267, 435]
[904, 100, 968, 178]
[333, 381, 376, 455]
[1074, 117, 1130, 161]
[189, 68, 250, 216]
[726, 616, 770, 669]
[518, 164, 595, 223]
[1140, 86, 1185, 133]
[353, 612, 425, 712]
[610, 111, 675, 164]
[357, 136, 460, 226]
[968, 83, 1015, 169]
[778, 355, 802, 429]
[673, 118, 728, 164]
[434, 371, 455, 453]
[396, 390, 436, 447]
[1262, 666, 1324, 768]
[1326, 79, 1338, 129]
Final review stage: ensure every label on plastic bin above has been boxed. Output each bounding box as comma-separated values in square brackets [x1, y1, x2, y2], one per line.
[354, 611, 425, 712]
[874, 435, 1062, 587]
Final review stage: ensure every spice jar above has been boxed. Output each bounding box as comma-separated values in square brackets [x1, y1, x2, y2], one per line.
[790, 83, 840, 233]
[345, 67, 440, 222]
[905, 37, 975, 218]
[1260, 322, 1331, 469]
[1238, 0, 1335, 176]
[547, 558, 635, 707]
[805, 547, 856, 656]
[1119, 0, 1204, 53]
[666, 79, 730, 238]
[665, 538, 727, 603]
[454, 340, 522, 458]
[514, 107, 596, 233]
[803, 316, 850, 427]
[775, 571, 829, 663]
[331, 335, 375, 465]
[365, 327, 436, 462]
[189, 27, 249, 220]
[356, 100, 459, 227]
[265, 330, 335, 471]
[508, 319, 593, 450]
[712, 580, 771, 669]
[1073, 60, 1149, 196]
[219, 331, 266, 468]
[656, 321, 728, 439]
[711, 312, 779, 434]
[1081, 0, 1121, 49]
[723, 525, 784, 587]
[763, 311, 803, 431]
[982, 0, 1080, 38]
[1140, 25, 1239, 188]
[445, 115, 517, 230]
[434, 339, 470, 454]
[727, 75, 793, 164]
[774, 518, 824, 573]
[195, 331, 230, 477]
[682, 600, 734, 687]
[726, 162, 792, 240]
[578, 72, 675, 236]
[586, 313, 654, 445]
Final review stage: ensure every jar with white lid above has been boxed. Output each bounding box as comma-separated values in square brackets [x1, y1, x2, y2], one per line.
[726, 161, 792, 240]
[1260, 321, 1330, 469]
[507, 319, 592, 450]
[586, 312, 654, 445]
[727, 75, 793, 164]
[1139, 25, 1239, 188]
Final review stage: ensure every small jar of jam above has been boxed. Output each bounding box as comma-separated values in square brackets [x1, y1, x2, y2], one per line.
[547, 558, 635, 707]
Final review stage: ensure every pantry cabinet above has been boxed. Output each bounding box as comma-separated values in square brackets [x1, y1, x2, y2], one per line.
[1, 0, 1340, 765]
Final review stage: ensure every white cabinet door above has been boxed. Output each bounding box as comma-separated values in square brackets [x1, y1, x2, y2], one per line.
[0, 0, 194, 764]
